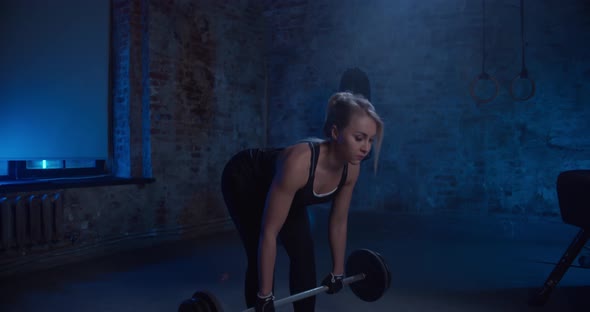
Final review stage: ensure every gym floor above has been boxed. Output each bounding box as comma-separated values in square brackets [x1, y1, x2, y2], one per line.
[1, 209, 589, 312]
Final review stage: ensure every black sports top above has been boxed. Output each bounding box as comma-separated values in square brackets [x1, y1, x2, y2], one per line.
[239, 141, 349, 207]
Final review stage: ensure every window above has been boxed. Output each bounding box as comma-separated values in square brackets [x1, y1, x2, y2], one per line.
[0, 0, 111, 183]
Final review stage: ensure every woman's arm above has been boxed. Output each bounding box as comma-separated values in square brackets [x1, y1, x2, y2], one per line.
[328, 164, 360, 275]
[258, 146, 309, 296]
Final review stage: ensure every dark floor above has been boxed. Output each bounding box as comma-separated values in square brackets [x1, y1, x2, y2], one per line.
[1, 209, 589, 312]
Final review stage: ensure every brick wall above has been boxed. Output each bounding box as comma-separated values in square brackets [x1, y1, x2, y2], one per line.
[263, 0, 590, 218]
[147, 0, 267, 225]
[106, 0, 268, 236]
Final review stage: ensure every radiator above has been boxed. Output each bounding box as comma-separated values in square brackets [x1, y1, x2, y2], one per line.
[0, 192, 64, 252]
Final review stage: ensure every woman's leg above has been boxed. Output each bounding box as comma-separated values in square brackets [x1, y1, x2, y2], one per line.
[221, 160, 266, 308]
[236, 214, 263, 308]
[279, 205, 317, 312]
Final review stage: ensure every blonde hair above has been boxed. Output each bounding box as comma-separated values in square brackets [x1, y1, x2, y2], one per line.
[323, 91, 384, 173]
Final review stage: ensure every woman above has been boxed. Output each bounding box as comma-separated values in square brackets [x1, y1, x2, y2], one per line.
[221, 91, 384, 312]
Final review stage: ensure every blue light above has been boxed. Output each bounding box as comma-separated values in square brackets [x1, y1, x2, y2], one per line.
[27, 160, 64, 169]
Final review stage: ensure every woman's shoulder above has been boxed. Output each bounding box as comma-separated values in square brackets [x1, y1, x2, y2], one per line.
[278, 140, 319, 171]
[281, 141, 312, 164]
[266, 142, 311, 188]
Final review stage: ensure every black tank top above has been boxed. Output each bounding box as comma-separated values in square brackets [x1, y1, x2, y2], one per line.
[241, 141, 349, 207]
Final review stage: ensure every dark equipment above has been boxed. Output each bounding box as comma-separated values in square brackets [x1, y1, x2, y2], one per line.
[529, 170, 590, 306]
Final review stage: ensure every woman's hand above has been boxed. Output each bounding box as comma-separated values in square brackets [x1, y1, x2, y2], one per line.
[321, 272, 344, 294]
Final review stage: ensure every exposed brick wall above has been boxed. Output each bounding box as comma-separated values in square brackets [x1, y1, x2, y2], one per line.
[109, 0, 267, 231]
[112, 0, 133, 178]
[141, 0, 152, 178]
[147, 0, 267, 226]
[263, 0, 590, 219]
[103, 0, 267, 235]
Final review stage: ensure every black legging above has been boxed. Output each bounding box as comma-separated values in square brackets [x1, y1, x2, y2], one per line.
[221, 157, 317, 312]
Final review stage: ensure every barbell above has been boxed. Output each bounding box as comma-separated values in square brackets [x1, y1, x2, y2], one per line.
[178, 248, 391, 312]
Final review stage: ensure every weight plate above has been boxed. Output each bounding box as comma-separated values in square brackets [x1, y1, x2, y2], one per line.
[192, 291, 224, 312]
[345, 249, 391, 302]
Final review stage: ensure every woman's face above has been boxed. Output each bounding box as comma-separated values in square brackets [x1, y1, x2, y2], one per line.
[333, 113, 378, 165]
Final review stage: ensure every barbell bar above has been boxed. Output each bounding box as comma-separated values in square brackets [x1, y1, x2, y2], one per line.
[244, 273, 366, 312]
[178, 248, 391, 312]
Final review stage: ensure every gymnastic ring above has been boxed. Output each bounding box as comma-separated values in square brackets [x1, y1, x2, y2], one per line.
[470, 72, 499, 105]
[509, 71, 536, 101]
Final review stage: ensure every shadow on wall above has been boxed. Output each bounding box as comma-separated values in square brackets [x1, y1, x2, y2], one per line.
[339, 67, 375, 164]
[340, 67, 371, 101]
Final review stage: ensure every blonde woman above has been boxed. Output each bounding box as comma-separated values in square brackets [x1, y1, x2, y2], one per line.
[221, 91, 384, 312]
